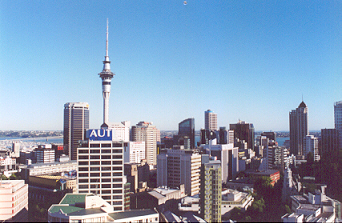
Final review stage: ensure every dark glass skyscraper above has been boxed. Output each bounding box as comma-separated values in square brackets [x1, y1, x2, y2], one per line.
[230, 121, 255, 151]
[321, 128, 339, 162]
[289, 101, 308, 156]
[63, 102, 89, 160]
[178, 118, 195, 149]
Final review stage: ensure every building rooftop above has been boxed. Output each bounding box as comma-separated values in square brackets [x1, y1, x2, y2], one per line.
[49, 205, 84, 214]
[60, 193, 91, 205]
[108, 209, 158, 220]
[291, 195, 309, 204]
[244, 169, 280, 176]
[68, 208, 105, 216]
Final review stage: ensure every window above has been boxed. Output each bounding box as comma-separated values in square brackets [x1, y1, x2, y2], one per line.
[102, 167, 111, 171]
[112, 160, 122, 165]
[90, 155, 100, 159]
[90, 167, 100, 171]
[113, 189, 122, 193]
[101, 149, 111, 153]
[113, 172, 122, 176]
[78, 155, 89, 159]
[101, 173, 111, 176]
[90, 150, 100, 154]
[101, 155, 111, 159]
[112, 143, 122, 147]
[112, 149, 122, 153]
[113, 178, 122, 182]
[79, 150, 89, 154]
[113, 184, 122, 188]
[101, 161, 111, 165]
[101, 143, 111, 147]
[101, 184, 111, 188]
[78, 161, 88, 165]
[79, 167, 89, 171]
[112, 167, 122, 170]
[90, 144, 100, 148]
[90, 161, 100, 165]
[79, 179, 88, 183]
[90, 173, 100, 177]
[79, 173, 89, 177]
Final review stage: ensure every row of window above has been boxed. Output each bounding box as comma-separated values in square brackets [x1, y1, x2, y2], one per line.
[79, 171, 122, 177]
[79, 166, 122, 172]
[79, 184, 123, 190]
[79, 178, 122, 183]
[78, 149, 122, 154]
[78, 160, 122, 165]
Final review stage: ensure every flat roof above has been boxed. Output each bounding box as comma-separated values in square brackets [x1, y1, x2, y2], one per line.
[68, 208, 105, 216]
[108, 209, 158, 220]
[60, 193, 91, 205]
[49, 205, 83, 214]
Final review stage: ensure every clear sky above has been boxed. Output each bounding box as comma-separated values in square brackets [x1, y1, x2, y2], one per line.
[1, 0, 342, 131]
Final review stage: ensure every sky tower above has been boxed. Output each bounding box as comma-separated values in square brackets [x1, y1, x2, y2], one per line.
[99, 19, 114, 128]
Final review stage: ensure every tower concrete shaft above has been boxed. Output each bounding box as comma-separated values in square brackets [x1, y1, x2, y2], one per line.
[99, 19, 114, 127]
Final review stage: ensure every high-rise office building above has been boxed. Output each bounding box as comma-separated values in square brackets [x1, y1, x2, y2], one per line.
[36, 144, 55, 164]
[64, 102, 89, 161]
[334, 101, 342, 149]
[261, 131, 276, 142]
[200, 160, 222, 223]
[205, 109, 217, 131]
[131, 121, 159, 167]
[289, 101, 308, 156]
[99, 19, 114, 128]
[157, 148, 201, 196]
[305, 135, 319, 161]
[200, 142, 239, 182]
[230, 120, 255, 151]
[177, 118, 195, 149]
[124, 141, 145, 164]
[321, 128, 339, 162]
[77, 129, 125, 210]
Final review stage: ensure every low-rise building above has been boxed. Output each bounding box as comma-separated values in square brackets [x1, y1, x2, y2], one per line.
[48, 193, 158, 223]
[221, 189, 254, 220]
[282, 185, 340, 222]
[0, 180, 28, 222]
[20, 160, 77, 180]
[178, 194, 200, 213]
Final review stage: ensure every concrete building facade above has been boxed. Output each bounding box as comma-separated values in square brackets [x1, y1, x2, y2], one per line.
[157, 149, 201, 196]
[0, 180, 28, 222]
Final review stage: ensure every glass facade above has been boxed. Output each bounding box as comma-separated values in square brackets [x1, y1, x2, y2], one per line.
[178, 118, 195, 149]
[64, 102, 89, 161]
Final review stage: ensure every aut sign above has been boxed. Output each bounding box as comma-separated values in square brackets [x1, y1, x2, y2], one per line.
[87, 129, 113, 141]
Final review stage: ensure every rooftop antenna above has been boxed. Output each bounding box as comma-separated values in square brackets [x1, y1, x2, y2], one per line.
[106, 18, 109, 57]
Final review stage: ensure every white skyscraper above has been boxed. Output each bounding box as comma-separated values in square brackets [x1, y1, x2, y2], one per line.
[131, 121, 159, 167]
[157, 148, 201, 196]
[205, 109, 217, 131]
[77, 130, 125, 210]
[334, 101, 342, 149]
[99, 19, 114, 128]
[305, 135, 319, 161]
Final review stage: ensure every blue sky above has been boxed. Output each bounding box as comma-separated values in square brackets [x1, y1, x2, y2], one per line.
[1, 0, 342, 131]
